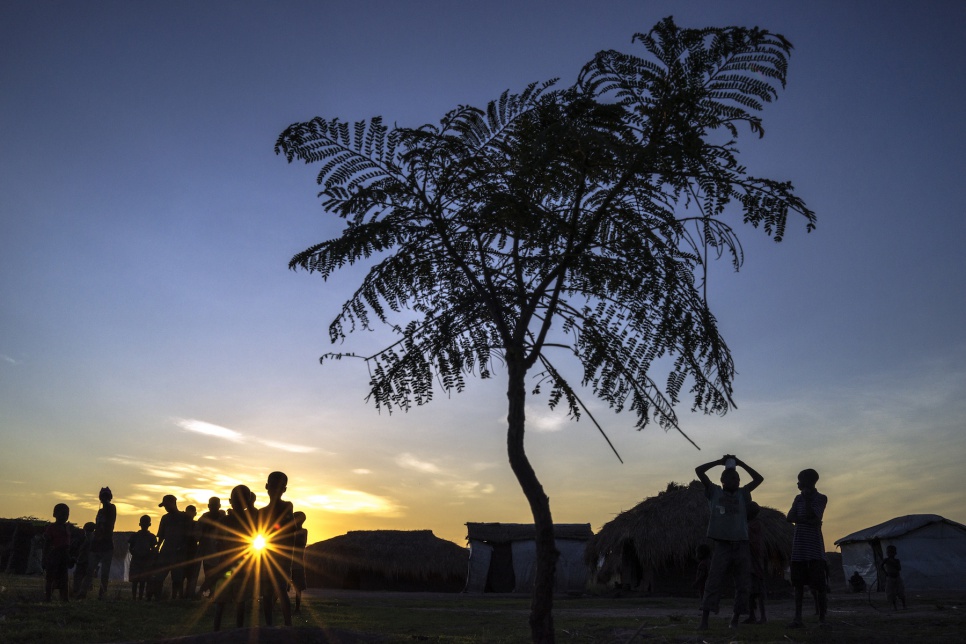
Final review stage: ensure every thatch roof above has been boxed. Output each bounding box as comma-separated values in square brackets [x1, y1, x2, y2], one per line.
[466, 522, 593, 543]
[304, 530, 467, 581]
[585, 481, 793, 576]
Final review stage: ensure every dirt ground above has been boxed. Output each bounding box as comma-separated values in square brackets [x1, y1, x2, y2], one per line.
[131, 588, 966, 643]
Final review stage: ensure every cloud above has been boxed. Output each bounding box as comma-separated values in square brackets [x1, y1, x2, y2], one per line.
[297, 490, 404, 517]
[176, 418, 244, 442]
[258, 439, 317, 454]
[352, 469, 371, 475]
[174, 418, 320, 454]
[396, 453, 441, 474]
[0, 354, 19, 365]
[526, 406, 569, 433]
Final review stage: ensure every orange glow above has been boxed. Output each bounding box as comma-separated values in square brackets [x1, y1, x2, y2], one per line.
[251, 533, 267, 552]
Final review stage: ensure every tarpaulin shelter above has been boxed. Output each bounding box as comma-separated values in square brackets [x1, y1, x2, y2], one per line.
[464, 522, 593, 593]
[835, 514, 966, 591]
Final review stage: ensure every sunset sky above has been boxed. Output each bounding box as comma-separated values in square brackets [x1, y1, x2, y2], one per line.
[2, 1, 964, 551]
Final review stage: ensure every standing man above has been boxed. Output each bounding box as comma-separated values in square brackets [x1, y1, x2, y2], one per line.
[156, 494, 189, 599]
[695, 455, 764, 630]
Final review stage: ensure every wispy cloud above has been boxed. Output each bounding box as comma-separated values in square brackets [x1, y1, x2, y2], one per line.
[176, 418, 245, 442]
[173, 418, 319, 453]
[395, 452, 496, 499]
[396, 453, 441, 474]
[298, 490, 404, 517]
[258, 439, 317, 454]
[0, 354, 19, 365]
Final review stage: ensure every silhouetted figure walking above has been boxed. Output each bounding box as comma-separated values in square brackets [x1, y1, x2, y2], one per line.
[695, 455, 764, 631]
[787, 468, 828, 627]
[43, 503, 72, 602]
[128, 515, 157, 600]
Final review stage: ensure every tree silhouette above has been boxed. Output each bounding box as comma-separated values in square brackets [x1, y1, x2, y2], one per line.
[276, 17, 814, 643]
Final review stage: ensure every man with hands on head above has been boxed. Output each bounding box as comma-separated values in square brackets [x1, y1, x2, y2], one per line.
[695, 454, 764, 631]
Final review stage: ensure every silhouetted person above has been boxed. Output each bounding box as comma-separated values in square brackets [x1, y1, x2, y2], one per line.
[43, 503, 71, 602]
[695, 455, 764, 631]
[291, 511, 308, 613]
[849, 570, 867, 593]
[786, 468, 828, 627]
[882, 545, 906, 610]
[744, 502, 767, 624]
[213, 485, 257, 631]
[71, 522, 95, 598]
[183, 504, 201, 598]
[157, 494, 190, 599]
[79, 486, 116, 599]
[259, 471, 295, 626]
[198, 496, 226, 596]
[128, 514, 157, 600]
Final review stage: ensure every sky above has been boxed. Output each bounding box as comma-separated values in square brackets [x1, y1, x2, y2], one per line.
[2, 1, 964, 552]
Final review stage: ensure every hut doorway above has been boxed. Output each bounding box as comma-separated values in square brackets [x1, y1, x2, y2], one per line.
[620, 540, 644, 590]
[485, 542, 516, 593]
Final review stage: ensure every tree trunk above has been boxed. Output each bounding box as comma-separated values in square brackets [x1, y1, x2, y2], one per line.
[506, 359, 559, 644]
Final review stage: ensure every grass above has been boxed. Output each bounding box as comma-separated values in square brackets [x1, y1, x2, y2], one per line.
[2, 573, 964, 643]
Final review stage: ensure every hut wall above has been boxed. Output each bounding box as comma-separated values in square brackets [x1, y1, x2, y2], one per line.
[555, 539, 591, 593]
[464, 540, 492, 592]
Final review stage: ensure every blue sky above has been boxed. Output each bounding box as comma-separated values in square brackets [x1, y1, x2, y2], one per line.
[1, 1, 964, 548]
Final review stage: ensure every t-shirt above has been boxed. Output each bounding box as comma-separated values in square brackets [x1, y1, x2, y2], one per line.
[91, 503, 117, 553]
[705, 484, 751, 541]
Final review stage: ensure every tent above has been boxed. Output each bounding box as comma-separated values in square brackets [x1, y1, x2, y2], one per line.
[464, 522, 593, 594]
[304, 529, 468, 591]
[835, 514, 966, 591]
[585, 481, 793, 595]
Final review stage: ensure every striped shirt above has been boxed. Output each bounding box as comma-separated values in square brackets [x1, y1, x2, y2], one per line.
[788, 491, 827, 561]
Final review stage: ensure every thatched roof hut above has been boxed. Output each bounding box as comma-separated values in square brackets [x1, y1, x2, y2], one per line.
[304, 530, 468, 592]
[585, 481, 793, 595]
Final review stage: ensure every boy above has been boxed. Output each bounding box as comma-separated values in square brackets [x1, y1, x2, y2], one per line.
[291, 511, 308, 613]
[71, 522, 95, 598]
[43, 503, 72, 601]
[259, 471, 295, 626]
[882, 545, 906, 610]
[695, 455, 764, 630]
[786, 468, 828, 627]
[128, 515, 158, 600]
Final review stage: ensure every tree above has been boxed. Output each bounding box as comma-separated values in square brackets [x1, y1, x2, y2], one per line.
[276, 17, 814, 643]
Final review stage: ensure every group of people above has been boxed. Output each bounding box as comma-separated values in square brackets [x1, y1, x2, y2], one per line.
[692, 455, 910, 630]
[42, 486, 117, 602]
[41, 471, 310, 631]
[692, 455, 831, 631]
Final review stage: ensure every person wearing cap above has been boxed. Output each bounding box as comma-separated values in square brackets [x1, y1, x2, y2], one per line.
[156, 494, 190, 599]
[694, 455, 764, 630]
